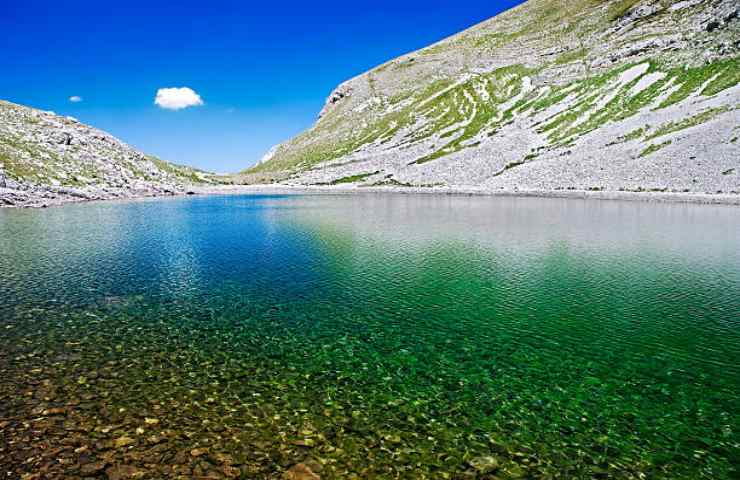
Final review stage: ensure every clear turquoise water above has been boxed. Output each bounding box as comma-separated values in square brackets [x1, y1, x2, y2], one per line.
[0, 194, 738, 479]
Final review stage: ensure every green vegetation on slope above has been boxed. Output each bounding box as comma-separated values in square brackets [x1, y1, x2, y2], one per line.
[252, 53, 739, 177]
[148, 156, 213, 184]
[0, 102, 217, 188]
[414, 65, 535, 164]
[645, 107, 730, 141]
[325, 171, 381, 185]
[639, 140, 672, 157]
[247, 0, 740, 180]
[554, 48, 589, 65]
[660, 57, 740, 108]
[607, 0, 642, 22]
[537, 57, 740, 143]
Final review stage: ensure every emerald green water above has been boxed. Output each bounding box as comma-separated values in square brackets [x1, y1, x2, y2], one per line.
[0, 194, 738, 479]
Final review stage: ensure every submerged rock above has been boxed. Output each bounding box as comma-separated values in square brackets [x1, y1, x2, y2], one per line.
[190, 447, 208, 457]
[283, 463, 320, 480]
[105, 465, 142, 480]
[79, 461, 107, 475]
[468, 456, 500, 474]
[113, 436, 135, 448]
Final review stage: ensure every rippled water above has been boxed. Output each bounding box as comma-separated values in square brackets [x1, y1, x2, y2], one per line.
[1, 194, 739, 479]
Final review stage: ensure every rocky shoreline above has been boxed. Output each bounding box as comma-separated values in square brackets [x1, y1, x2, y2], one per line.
[202, 184, 740, 205]
[0, 184, 196, 209]
[6, 183, 739, 209]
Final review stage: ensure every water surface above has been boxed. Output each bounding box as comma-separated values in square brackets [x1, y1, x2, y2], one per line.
[1, 194, 738, 479]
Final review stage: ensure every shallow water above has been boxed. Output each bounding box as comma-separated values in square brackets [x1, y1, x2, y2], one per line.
[1, 194, 738, 479]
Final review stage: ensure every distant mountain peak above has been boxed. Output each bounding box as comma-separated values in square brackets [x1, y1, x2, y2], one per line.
[0, 100, 216, 207]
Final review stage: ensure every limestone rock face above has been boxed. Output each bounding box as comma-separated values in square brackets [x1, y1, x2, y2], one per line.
[319, 83, 353, 118]
[257, 143, 282, 166]
[703, 1, 739, 31]
[247, 0, 740, 198]
[0, 100, 218, 207]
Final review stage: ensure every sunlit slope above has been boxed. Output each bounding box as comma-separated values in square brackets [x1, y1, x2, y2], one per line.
[244, 0, 740, 194]
[0, 100, 216, 192]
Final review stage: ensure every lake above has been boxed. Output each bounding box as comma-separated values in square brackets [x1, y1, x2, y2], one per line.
[1, 194, 738, 479]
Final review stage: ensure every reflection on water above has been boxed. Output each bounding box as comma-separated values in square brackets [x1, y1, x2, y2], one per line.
[1, 194, 739, 479]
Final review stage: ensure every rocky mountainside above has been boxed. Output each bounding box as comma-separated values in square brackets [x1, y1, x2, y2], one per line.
[244, 0, 740, 196]
[0, 100, 216, 207]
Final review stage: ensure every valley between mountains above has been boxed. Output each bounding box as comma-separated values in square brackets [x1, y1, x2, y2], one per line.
[1, 0, 739, 207]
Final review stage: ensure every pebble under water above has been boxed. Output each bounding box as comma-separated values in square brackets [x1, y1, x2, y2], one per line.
[0, 194, 739, 479]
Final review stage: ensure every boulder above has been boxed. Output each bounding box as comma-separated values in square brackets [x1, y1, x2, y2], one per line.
[283, 463, 320, 480]
[319, 83, 353, 118]
[468, 456, 500, 474]
[48, 132, 72, 145]
[694, 2, 739, 32]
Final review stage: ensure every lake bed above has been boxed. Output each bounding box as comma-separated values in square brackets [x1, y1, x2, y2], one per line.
[1, 194, 738, 479]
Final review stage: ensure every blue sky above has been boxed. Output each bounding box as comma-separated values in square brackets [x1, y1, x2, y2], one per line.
[1, 0, 523, 172]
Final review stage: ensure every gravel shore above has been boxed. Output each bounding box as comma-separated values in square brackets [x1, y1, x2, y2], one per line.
[193, 184, 740, 206]
[4, 183, 739, 210]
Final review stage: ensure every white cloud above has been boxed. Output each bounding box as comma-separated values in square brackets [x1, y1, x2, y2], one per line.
[69, 96, 82, 103]
[154, 87, 204, 110]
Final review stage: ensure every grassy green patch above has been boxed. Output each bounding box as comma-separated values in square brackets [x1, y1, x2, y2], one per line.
[255, 64, 541, 173]
[148, 156, 213, 184]
[491, 159, 526, 177]
[327, 171, 381, 185]
[624, 126, 648, 142]
[542, 62, 662, 142]
[470, 31, 524, 50]
[659, 57, 740, 109]
[388, 90, 414, 106]
[607, 0, 642, 22]
[367, 176, 415, 187]
[645, 107, 727, 141]
[541, 58, 740, 144]
[0, 137, 51, 182]
[639, 140, 672, 157]
[701, 57, 740, 96]
[554, 48, 588, 65]
[413, 65, 534, 163]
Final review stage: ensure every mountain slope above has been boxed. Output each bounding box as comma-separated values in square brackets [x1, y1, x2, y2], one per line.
[0, 100, 217, 207]
[244, 0, 740, 196]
